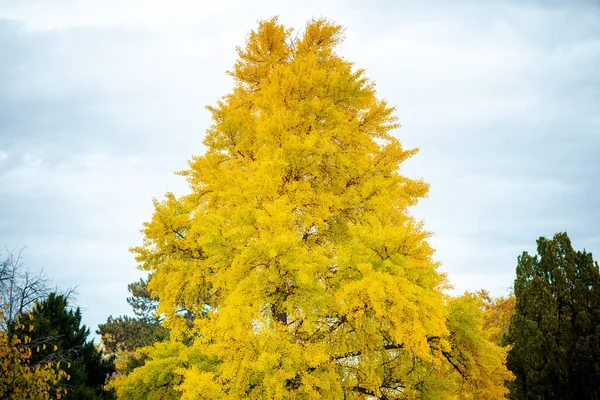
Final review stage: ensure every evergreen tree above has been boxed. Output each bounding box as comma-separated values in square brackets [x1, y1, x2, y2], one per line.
[97, 275, 169, 374]
[505, 232, 600, 399]
[0, 303, 68, 399]
[97, 276, 168, 356]
[15, 293, 116, 399]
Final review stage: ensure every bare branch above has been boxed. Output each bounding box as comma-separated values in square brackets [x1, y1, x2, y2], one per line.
[0, 248, 54, 328]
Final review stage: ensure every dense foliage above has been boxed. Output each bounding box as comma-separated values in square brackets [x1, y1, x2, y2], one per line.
[505, 232, 600, 399]
[115, 18, 512, 399]
[0, 301, 68, 399]
[14, 293, 116, 399]
[477, 290, 515, 346]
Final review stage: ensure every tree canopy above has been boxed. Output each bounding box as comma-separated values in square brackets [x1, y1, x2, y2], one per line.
[505, 232, 600, 399]
[0, 302, 68, 400]
[14, 293, 116, 399]
[114, 17, 513, 399]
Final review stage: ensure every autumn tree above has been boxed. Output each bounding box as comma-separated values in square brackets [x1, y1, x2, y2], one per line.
[440, 293, 513, 398]
[14, 293, 116, 399]
[0, 300, 67, 399]
[505, 232, 600, 399]
[124, 18, 511, 399]
[476, 290, 515, 345]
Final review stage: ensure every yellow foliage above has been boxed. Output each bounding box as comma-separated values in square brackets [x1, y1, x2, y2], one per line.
[440, 293, 515, 399]
[0, 304, 68, 399]
[107, 340, 217, 400]
[476, 290, 515, 345]
[122, 17, 512, 399]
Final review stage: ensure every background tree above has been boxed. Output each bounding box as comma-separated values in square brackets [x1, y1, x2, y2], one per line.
[123, 17, 511, 399]
[1, 248, 51, 329]
[476, 289, 515, 345]
[100, 277, 207, 399]
[440, 293, 514, 398]
[97, 275, 169, 374]
[0, 301, 67, 399]
[15, 293, 116, 399]
[125, 276, 161, 320]
[505, 232, 600, 399]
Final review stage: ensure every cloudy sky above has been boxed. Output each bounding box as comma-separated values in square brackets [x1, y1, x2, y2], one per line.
[1, 0, 599, 335]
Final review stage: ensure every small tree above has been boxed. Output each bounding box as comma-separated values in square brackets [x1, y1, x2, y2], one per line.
[0, 248, 51, 329]
[505, 232, 600, 399]
[97, 275, 169, 374]
[0, 301, 67, 399]
[15, 293, 116, 399]
[476, 289, 515, 345]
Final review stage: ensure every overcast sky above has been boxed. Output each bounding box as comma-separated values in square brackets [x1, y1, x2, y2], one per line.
[1, 0, 599, 336]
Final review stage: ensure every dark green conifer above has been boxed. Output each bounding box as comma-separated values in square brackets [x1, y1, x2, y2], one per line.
[16, 293, 116, 399]
[506, 232, 600, 400]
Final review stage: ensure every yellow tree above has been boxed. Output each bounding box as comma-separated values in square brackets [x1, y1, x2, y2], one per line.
[128, 18, 510, 399]
[475, 290, 515, 346]
[440, 293, 514, 399]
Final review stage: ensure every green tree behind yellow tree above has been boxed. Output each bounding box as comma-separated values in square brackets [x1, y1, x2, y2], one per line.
[112, 18, 513, 399]
[0, 302, 68, 399]
[505, 233, 600, 399]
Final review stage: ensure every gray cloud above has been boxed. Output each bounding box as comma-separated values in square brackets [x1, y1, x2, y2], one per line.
[0, 19, 211, 332]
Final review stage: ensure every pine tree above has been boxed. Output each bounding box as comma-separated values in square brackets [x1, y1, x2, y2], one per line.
[97, 275, 169, 374]
[15, 293, 116, 399]
[505, 232, 600, 399]
[97, 276, 168, 359]
[0, 303, 67, 399]
[125, 18, 511, 399]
